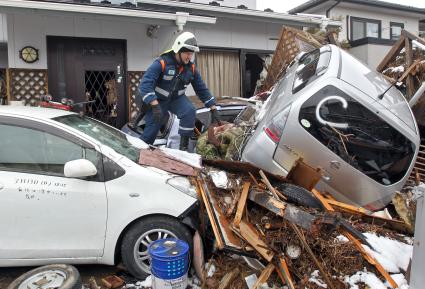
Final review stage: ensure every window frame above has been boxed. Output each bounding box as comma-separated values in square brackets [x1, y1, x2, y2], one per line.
[390, 22, 404, 40]
[350, 16, 382, 41]
[0, 116, 103, 180]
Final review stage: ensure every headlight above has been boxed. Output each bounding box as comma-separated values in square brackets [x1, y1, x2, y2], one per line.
[166, 176, 197, 199]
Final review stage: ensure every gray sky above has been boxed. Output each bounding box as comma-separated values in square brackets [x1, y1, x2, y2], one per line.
[257, 0, 425, 13]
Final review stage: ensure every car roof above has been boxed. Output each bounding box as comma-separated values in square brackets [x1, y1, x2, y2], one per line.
[0, 105, 74, 120]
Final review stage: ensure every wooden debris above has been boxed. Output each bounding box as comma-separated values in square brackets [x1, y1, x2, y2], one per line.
[238, 220, 274, 262]
[259, 170, 280, 199]
[252, 263, 275, 289]
[217, 267, 240, 289]
[88, 277, 101, 289]
[275, 257, 296, 289]
[101, 275, 124, 289]
[196, 177, 225, 249]
[289, 222, 336, 289]
[233, 181, 251, 228]
[311, 189, 399, 288]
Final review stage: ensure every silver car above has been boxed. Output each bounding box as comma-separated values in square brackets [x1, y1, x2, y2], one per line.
[242, 45, 419, 211]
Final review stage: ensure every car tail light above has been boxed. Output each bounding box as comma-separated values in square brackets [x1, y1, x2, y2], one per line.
[264, 105, 291, 143]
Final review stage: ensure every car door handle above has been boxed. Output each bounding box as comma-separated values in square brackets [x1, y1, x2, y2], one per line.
[0, 183, 3, 190]
[129, 193, 140, 198]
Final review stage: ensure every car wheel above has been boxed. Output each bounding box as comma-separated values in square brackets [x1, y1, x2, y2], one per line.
[121, 215, 193, 279]
[275, 183, 323, 209]
[7, 264, 81, 289]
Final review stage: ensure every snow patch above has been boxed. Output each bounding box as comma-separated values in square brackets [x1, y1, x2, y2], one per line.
[363, 232, 413, 273]
[308, 270, 327, 288]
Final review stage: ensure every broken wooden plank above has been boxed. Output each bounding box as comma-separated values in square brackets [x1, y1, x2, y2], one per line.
[402, 29, 425, 47]
[311, 189, 399, 288]
[275, 257, 296, 289]
[376, 35, 406, 72]
[259, 170, 280, 199]
[252, 263, 275, 289]
[289, 222, 336, 289]
[249, 189, 320, 232]
[233, 182, 251, 228]
[139, 149, 196, 176]
[196, 178, 225, 249]
[405, 37, 415, 98]
[398, 59, 420, 83]
[238, 220, 274, 262]
[217, 267, 240, 289]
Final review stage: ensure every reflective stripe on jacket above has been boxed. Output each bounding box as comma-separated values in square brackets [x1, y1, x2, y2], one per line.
[138, 52, 216, 107]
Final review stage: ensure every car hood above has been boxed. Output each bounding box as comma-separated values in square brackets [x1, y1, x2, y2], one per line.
[339, 49, 416, 133]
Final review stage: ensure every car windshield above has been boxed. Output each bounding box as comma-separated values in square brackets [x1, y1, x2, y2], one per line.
[54, 115, 142, 162]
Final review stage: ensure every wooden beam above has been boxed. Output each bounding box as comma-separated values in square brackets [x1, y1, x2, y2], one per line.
[217, 267, 240, 289]
[376, 35, 405, 72]
[398, 59, 420, 82]
[233, 182, 251, 228]
[275, 257, 296, 289]
[259, 170, 280, 199]
[405, 37, 415, 98]
[311, 189, 399, 288]
[402, 30, 425, 47]
[252, 263, 275, 289]
[238, 220, 274, 262]
[196, 178, 225, 249]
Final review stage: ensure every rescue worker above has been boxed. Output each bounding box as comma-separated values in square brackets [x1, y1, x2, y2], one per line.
[138, 32, 221, 151]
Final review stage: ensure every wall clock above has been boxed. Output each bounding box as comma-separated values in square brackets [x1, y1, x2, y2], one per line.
[19, 46, 39, 63]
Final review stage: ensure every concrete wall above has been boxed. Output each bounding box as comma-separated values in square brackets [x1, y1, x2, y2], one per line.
[5, 9, 280, 71]
[349, 43, 392, 69]
[328, 6, 420, 41]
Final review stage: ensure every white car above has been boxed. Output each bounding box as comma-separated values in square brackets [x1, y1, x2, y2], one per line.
[0, 106, 199, 278]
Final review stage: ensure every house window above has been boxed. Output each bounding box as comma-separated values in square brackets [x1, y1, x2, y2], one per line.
[390, 22, 404, 40]
[350, 17, 381, 40]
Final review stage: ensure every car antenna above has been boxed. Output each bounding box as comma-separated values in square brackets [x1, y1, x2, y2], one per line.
[378, 77, 400, 100]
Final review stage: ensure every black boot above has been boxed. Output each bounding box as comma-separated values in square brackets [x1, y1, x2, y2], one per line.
[179, 135, 190, 151]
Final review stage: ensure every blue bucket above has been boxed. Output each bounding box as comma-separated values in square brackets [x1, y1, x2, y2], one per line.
[148, 238, 190, 282]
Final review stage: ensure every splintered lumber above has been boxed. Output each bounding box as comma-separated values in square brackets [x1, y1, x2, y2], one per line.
[217, 267, 240, 289]
[233, 182, 251, 227]
[238, 220, 274, 262]
[196, 177, 225, 249]
[311, 189, 399, 288]
[376, 35, 406, 72]
[249, 189, 319, 232]
[259, 170, 281, 199]
[252, 263, 275, 289]
[275, 257, 296, 289]
[405, 37, 415, 97]
[289, 223, 336, 289]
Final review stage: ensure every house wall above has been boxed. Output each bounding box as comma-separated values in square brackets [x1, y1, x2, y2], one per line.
[0, 14, 7, 42]
[5, 9, 280, 71]
[328, 6, 421, 41]
[349, 43, 392, 69]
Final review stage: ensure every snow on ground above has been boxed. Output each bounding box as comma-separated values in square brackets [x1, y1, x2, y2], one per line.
[363, 233, 413, 273]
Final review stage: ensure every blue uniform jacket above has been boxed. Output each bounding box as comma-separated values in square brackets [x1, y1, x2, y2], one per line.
[138, 52, 216, 108]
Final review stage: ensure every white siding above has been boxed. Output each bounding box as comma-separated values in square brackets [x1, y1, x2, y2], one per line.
[6, 9, 281, 70]
[0, 14, 7, 42]
[329, 6, 421, 41]
[349, 43, 392, 69]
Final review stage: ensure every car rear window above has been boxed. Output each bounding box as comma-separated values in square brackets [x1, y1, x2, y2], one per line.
[298, 85, 415, 185]
[292, 48, 331, 94]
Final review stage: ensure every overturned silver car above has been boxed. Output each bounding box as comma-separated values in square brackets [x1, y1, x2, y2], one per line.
[242, 45, 419, 210]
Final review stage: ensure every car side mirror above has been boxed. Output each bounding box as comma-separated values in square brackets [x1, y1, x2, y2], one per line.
[64, 159, 97, 178]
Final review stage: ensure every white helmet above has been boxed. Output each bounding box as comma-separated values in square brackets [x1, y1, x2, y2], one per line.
[172, 32, 200, 53]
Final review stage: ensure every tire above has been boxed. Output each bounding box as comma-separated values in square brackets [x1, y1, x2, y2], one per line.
[274, 183, 323, 209]
[7, 264, 81, 289]
[121, 215, 193, 279]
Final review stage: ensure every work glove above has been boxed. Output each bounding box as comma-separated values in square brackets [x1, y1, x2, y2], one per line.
[151, 104, 162, 124]
[210, 108, 221, 125]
